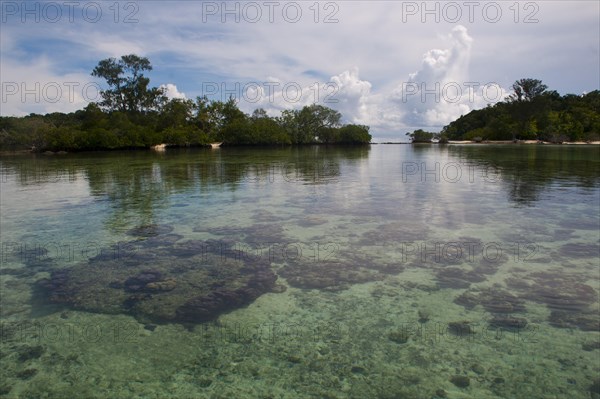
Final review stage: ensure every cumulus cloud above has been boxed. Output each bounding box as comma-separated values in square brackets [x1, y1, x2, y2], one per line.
[328, 68, 372, 124]
[0, 23, 507, 135]
[386, 25, 506, 129]
[236, 25, 505, 134]
[234, 68, 372, 125]
[160, 84, 186, 100]
[0, 56, 99, 116]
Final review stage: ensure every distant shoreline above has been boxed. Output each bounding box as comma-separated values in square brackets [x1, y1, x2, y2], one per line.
[374, 140, 600, 145]
[3, 140, 600, 155]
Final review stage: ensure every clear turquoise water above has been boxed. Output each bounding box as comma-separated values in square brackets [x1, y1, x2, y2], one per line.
[0, 145, 598, 398]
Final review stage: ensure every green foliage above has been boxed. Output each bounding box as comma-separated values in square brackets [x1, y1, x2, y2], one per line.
[508, 78, 548, 102]
[406, 129, 436, 143]
[442, 78, 599, 142]
[338, 125, 371, 144]
[91, 54, 166, 113]
[0, 54, 371, 152]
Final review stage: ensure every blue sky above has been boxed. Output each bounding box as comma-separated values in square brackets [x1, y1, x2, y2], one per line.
[1, 1, 599, 138]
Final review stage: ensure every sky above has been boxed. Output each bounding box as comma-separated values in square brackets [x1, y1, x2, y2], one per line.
[1, 1, 599, 139]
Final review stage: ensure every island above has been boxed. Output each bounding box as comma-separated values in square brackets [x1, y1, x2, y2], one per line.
[0, 54, 371, 152]
[406, 79, 599, 144]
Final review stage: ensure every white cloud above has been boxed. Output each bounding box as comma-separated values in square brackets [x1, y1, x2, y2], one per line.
[385, 25, 505, 130]
[234, 25, 504, 134]
[0, 56, 99, 116]
[160, 83, 186, 100]
[1, 0, 597, 136]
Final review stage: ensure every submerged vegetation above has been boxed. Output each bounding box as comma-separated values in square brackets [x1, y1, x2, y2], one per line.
[0, 54, 371, 152]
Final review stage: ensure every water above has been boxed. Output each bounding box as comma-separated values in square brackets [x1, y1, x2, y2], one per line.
[1, 145, 598, 398]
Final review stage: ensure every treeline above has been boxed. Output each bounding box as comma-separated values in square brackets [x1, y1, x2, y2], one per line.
[0, 101, 371, 151]
[0, 54, 370, 152]
[440, 79, 600, 142]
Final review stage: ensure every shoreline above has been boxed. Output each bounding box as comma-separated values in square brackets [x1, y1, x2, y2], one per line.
[2, 140, 600, 155]
[374, 140, 600, 145]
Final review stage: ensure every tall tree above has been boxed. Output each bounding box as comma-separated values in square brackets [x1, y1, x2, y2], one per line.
[296, 104, 342, 144]
[508, 78, 548, 102]
[91, 54, 165, 113]
[507, 78, 548, 140]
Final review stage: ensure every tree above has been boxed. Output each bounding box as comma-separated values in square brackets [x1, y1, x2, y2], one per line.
[508, 78, 548, 102]
[406, 129, 435, 143]
[159, 98, 195, 129]
[206, 97, 246, 141]
[91, 54, 165, 113]
[251, 108, 269, 119]
[339, 125, 371, 144]
[296, 104, 342, 144]
[507, 78, 549, 140]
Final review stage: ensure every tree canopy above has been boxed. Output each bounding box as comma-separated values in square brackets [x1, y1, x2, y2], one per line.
[441, 79, 599, 143]
[0, 55, 371, 151]
[91, 54, 166, 113]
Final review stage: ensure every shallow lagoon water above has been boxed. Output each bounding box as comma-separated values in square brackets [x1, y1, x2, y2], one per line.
[0, 145, 599, 398]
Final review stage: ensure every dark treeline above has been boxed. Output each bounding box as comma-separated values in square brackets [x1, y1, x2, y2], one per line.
[0, 54, 371, 152]
[408, 79, 600, 143]
[0, 100, 371, 151]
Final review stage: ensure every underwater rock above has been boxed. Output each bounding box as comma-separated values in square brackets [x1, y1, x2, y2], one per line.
[559, 243, 600, 259]
[0, 268, 36, 277]
[196, 223, 287, 244]
[16, 369, 37, 380]
[581, 341, 600, 351]
[126, 224, 174, 237]
[505, 270, 598, 331]
[124, 271, 163, 292]
[176, 269, 276, 323]
[17, 345, 45, 362]
[453, 291, 479, 309]
[488, 316, 528, 330]
[470, 364, 485, 375]
[35, 238, 277, 324]
[388, 330, 409, 344]
[559, 218, 599, 231]
[278, 247, 394, 291]
[590, 378, 600, 399]
[271, 283, 287, 293]
[435, 268, 485, 289]
[418, 309, 430, 323]
[478, 289, 526, 314]
[358, 222, 429, 246]
[146, 278, 177, 292]
[251, 209, 281, 223]
[549, 310, 599, 331]
[449, 375, 470, 388]
[448, 321, 475, 336]
[0, 384, 12, 396]
[476, 251, 508, 275]
[141, 233, 184, 248]
[350, 365, 366, 374]
[297, 216, 328, 227]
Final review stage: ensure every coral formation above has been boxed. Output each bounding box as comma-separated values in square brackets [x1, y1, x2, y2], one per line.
[36, 232, 278, 324]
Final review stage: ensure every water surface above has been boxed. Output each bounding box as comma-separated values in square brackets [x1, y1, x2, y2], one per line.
[1, 145, 598, 398]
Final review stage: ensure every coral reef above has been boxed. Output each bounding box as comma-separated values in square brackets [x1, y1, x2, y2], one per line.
[504, 270, 598, 331]
[454, 288, 529, 330]
[278, 248, 401, 291]
[435, 267, 486, 289]
[357, 222, 429, 246]
[126, 224, 174, 237]
[35, 232, 278, 324]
